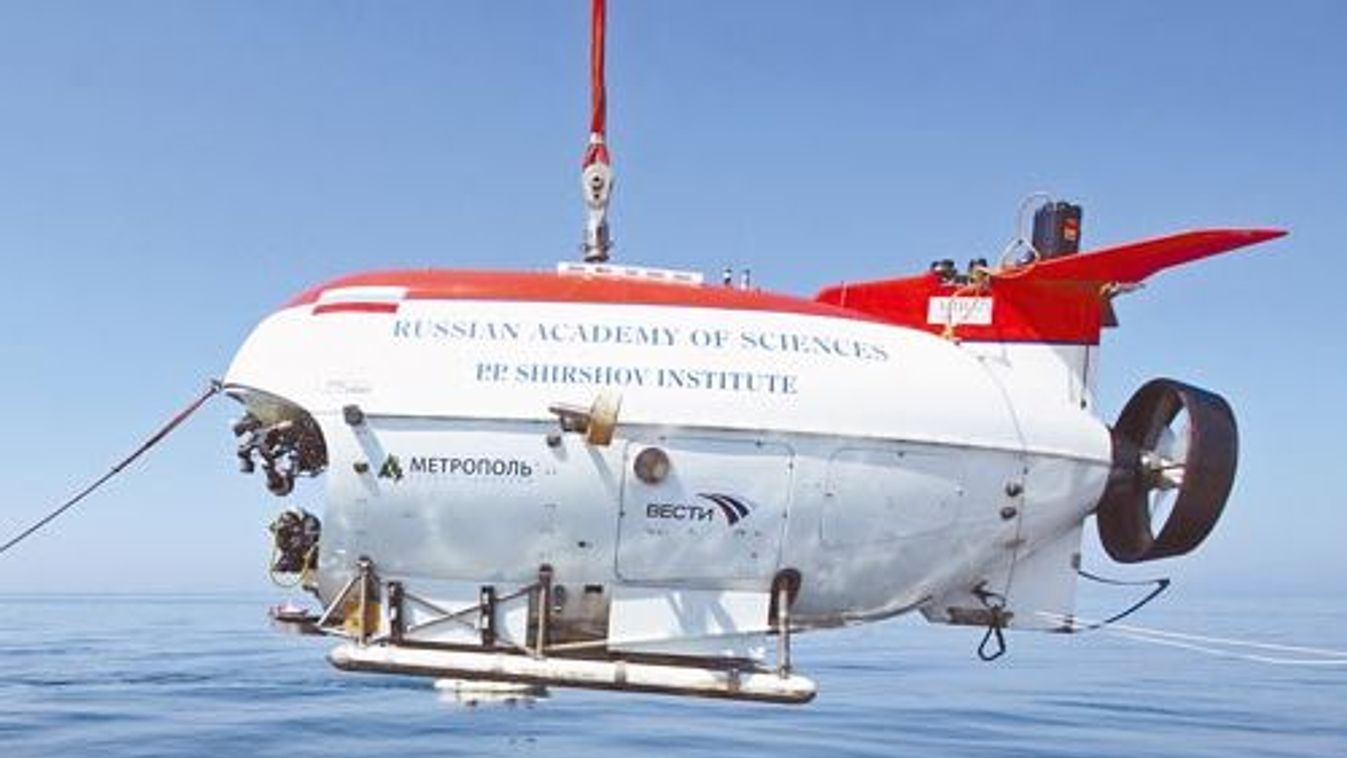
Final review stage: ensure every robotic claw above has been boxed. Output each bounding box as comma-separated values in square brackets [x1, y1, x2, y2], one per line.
[233, 411, 326, 496]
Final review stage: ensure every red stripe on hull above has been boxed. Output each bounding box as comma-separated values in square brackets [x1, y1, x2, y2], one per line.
[288, 270, 873, 323]
[312, 302, 401, 315]
[286, 227, 1283, 343]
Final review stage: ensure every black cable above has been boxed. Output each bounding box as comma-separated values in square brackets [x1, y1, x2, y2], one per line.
[972, 583, 1009, 661]
[0, 380, 222, 557]
[1071, 568, 1171, 631]
[978, 621, 1007, 662]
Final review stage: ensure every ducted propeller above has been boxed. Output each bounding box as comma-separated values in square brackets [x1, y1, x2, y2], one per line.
[1096, 379, 1239, 563]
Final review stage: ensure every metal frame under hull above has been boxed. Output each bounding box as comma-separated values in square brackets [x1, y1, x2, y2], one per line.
[310, 557, 814, 703]
[329, 643, 817, 704]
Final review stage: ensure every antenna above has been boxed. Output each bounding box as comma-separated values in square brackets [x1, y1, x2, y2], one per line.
[580, 0, 614, 263]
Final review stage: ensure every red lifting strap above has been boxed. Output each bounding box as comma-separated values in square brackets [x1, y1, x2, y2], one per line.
[584, 0, 610, 167]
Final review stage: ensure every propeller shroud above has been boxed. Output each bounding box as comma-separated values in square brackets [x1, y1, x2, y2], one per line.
[1097, 379, 1239, 563]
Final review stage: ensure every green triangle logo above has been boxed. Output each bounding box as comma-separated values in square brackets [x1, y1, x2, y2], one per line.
[378, 454, 404, 482]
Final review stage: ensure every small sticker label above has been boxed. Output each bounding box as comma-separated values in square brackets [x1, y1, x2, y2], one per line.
[927, 296, 994, 326]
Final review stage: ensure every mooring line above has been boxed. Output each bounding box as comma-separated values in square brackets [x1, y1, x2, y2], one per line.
[1110, 631, 1347, 667]
[1038, 611, 1347, 667]
[0, 380, 223, 557]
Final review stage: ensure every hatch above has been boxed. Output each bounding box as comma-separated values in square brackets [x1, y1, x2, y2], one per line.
[616, 436, 793, 583]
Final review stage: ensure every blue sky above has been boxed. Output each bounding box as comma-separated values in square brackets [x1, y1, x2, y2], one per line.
[0, 2, 1342, 598]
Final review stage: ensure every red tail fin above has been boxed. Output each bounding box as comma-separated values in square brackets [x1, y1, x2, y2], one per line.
[815, 228, 1285, 344]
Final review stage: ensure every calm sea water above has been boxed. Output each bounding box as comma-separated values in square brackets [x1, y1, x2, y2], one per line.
[1, 593, 1343, 757]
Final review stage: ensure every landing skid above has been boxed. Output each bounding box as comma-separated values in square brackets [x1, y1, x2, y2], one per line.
[311, 559, 815, 704]
[329, 643, 816, 704]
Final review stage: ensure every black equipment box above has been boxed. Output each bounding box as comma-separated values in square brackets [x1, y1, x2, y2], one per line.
[1032, 201, 1083, 259]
